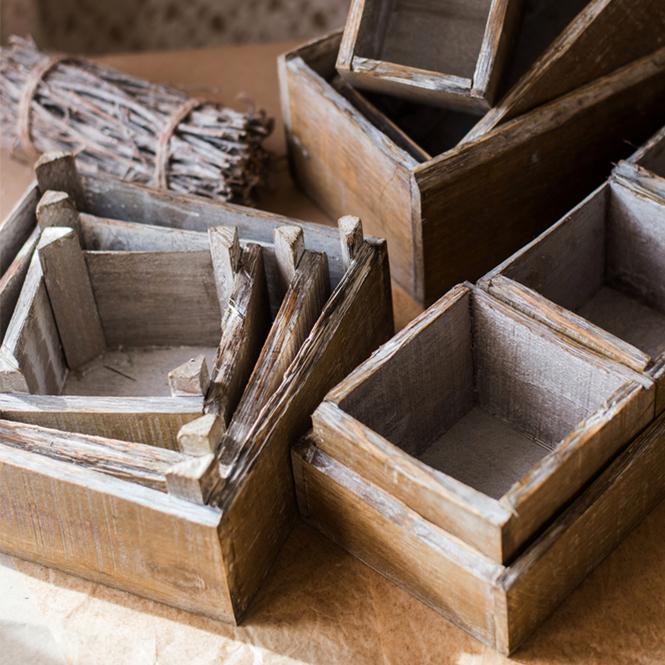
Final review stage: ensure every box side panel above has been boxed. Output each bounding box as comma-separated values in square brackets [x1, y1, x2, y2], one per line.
[418, 52, 665, 304]
[281, 52, 419, 297]
[293, 442, 506, 650]
[219, 243, 394, 617]
[0, 444, 233, 621]
[503, 410, 665, 652]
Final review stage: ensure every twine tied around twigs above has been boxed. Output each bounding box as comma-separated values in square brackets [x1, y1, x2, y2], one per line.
[1, 36, 274, 204]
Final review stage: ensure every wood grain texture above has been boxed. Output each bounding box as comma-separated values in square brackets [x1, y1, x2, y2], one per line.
[38, 227, 106, 369]
[315, 285, 654, 562]
[0, 393, 203, 448]
[464, 0, 665, 141]
[36, 190, 80, 232]
[216, 240, 393, 620]
[85, 250, 222, 347]
[34, 152, 86, 209]
[295, 409, 665, 653]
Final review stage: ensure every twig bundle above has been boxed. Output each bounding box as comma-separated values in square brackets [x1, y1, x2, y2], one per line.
[0, 36, 274, 204]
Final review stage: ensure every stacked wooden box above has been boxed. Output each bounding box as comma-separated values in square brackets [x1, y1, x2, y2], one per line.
[279, 0, 665, 306]
[0, 152, 394, 622]
[294, 130, 665, 652]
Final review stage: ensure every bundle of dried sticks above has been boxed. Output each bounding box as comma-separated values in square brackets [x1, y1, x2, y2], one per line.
[0, 36, 274, 203]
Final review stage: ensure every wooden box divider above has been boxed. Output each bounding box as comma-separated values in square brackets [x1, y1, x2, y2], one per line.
[614, 124, 665, 201]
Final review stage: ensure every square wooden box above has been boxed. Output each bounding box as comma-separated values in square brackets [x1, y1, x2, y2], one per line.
[0, 154, 394, 623]
[309, 283, 655, 563]
[615, 123, 665, 201]
[294, 409, 665, 654]
[336, 0, 523, 112]
[279, 31, 665, 305]
[480, 175, 665, 416]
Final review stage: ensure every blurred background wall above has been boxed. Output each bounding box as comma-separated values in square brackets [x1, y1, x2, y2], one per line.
[1, 0, 349, 53]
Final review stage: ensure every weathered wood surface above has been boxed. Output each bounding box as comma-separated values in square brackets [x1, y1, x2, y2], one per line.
[36, 190, 81, 231]
[215, 239, 393, 620]
[464, 0, 665, 141]
[480, 177, 665, 416]
[0, 441, 234, 621]
[168, 355, 210, 397]
[337, 0, 522, 111]
[0, 418, 184, 491]
[294, 409, 665, 653]
[34, 152, 87, 209]
[0, 393, 202, 448]
[615, 124, 665, 201]
[315, 284, 654, 562]
[38, 227, 106, 369]
[282, 34, 665, 304]
[85, 250, 222, 347]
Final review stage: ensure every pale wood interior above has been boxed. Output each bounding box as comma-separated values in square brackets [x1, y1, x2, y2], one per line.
[340, 290, 628, 498]
[355, 0, 493, 79]
[503, 182, 665, 360]
[64, 346, 217, 397]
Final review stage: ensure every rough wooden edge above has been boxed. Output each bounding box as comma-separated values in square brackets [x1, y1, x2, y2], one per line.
[36, 190, 80, 231]
[34, 152, 86, 209]
[168, 355, 210, 397]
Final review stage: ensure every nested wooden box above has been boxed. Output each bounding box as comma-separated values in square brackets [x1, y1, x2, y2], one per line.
[0, 153, 394, 622]
[615, 124, 665, 201]
[309, 284, 655, 562]
[336, 0, 523, 111]
[480, 176, 665, 416]
[280, 29, 665, 305]
[295, 410, 665, 654]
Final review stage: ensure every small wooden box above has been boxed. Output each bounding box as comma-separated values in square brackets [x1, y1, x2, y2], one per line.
[294, 409, 665, 654]
[615, 124, 665, 201]
[280, 32, 665, 305]
[0, 155, 394, 623]
[336, 0, 523, 112]
[480, 176, 665, 416]
[309, 283, 654, 563]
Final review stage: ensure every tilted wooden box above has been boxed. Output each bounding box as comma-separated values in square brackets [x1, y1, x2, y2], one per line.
[480, 175, 665, 416]
[336, 0, 523, 111]
[0, 154, 394, 622]
[294, 409, 665, 654]
[308, 283, 655, 563]
[279, 30, 665, 306]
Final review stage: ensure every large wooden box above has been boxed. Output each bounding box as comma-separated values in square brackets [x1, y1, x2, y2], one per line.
[279, 32, 665, 305]
[0, 154, 394, 623]
[480, 175, 665, 416]
[294, 409, 665, 654]
[308, 283, 655, 562]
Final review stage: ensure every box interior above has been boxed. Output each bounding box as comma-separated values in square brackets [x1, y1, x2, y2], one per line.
[638, 131, 665, 178]
[339, 290, 628, 499]
[355, 0, 493, 80]
[503, 182, 665, 360]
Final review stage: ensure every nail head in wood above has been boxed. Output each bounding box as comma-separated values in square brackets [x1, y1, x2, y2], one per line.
[36, 191, 80, 232]
[176, 413, 224, 456]
[209, 225, 241, 312]
[165, 454, 219, 504]
[168, 355, 210, 397]
[34, 152, 86, 209]
[274, 225, 304, 284]
[338, 215, 364, 267]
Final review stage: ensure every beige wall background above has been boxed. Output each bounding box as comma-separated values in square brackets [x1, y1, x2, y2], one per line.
[1, 0, 349, 53]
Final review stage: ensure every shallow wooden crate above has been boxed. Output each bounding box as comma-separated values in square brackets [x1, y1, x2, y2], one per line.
[279, 31, 665, 305]
[480, 175, 665, 416]
[615, 124, 665, 201]
[0, 154, 394, 623]
[309, 283, 655, 563]
[336, 0, 523, 112]
[294, 409, 665, 654]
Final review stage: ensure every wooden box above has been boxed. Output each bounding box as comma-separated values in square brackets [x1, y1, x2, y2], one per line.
[480, 176, 665, 416]
[0, 154, 394, 622]
[280, 31, 665, 306]
[294, 409, 665, 654]
[336, 0, 523, 112]
[615, 124, 665, 201]
[309, 283, 655, 563]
